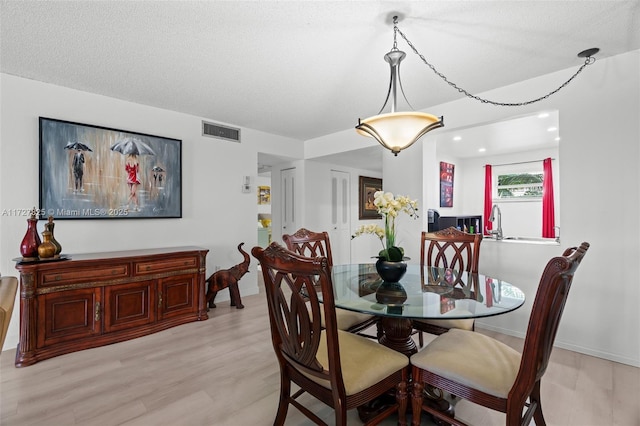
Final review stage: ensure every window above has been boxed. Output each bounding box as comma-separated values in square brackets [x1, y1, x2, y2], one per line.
[496, 172, 543, 199]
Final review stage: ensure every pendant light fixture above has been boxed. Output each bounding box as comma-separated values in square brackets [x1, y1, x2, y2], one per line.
[356, 16, 443, 156]
[356, 15, 598, 156]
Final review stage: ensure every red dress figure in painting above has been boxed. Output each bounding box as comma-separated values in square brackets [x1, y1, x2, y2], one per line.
[125, 154, 141, 211]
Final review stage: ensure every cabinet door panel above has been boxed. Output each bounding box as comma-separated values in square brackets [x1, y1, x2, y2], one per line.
[158, 275, 196, 320]
[38, 288, 101, 348]
[104, 280, 155, 333]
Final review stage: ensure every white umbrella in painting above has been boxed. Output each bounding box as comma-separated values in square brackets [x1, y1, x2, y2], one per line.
[110, 137, 155, 156]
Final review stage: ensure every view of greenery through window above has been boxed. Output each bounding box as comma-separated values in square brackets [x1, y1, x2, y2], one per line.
[497, 173, 543, 199]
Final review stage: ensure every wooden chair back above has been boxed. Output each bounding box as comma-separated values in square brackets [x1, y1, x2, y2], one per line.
[514, 243, 589, 400]
[421, 227, 483, 274]
[254, 243, 339, 384]
[282, 228, 333, 267]
[410, 242, 590, 425]
[252, 242, 408, 425]
[416, 227, 484, 338]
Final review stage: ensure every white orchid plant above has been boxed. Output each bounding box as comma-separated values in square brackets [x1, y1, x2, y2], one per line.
[352, 191, 419, 261]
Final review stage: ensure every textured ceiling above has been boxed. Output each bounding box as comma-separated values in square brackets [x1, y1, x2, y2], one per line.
[2, 1, 639, 147]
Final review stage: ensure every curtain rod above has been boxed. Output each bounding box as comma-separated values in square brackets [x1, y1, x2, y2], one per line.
[483, 158, 555, 167]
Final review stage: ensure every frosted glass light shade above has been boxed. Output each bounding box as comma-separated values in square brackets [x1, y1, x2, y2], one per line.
[356, 111, 444, 156]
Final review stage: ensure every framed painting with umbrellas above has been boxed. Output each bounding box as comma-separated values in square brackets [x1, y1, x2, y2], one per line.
[39, 117, 182, 219]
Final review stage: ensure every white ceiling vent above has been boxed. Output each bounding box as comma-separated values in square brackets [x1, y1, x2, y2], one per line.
[202, 121, 240, 142]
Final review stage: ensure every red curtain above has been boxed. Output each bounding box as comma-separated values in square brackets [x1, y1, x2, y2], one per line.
[484, 165, 492, 235]
[542, 158, 555, 238]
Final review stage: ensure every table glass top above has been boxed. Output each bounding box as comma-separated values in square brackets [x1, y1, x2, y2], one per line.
[326, 264, 526, 320]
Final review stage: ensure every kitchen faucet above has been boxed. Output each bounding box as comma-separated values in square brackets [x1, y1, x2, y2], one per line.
[486, 204, 503, 240]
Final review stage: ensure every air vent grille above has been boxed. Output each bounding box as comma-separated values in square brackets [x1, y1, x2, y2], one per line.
[202, 121, 240, 142]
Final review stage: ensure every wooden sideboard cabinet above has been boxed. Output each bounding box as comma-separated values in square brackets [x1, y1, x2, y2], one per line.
[14, 246, 209, 367]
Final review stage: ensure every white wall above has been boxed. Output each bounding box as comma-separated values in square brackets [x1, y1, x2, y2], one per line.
[0, 74, 303, 352]
[304, 50, 640, 366]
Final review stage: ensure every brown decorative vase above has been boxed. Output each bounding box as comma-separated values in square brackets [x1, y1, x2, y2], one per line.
[37, 230, 56, 259]
[45, 216, 62, 257]
[20, 210, 41, 259]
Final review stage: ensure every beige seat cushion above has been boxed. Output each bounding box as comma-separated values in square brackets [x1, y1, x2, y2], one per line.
[334, 310, 375, 331]
[299, 330, 409, 396]
[410, 328, 521, 398]
[0, 276, 19, 352]
[414, 318, 474, 331]
[307, 301, 374, 331]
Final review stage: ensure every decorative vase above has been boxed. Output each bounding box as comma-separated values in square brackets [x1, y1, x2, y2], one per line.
[375, 280, 408, 305]
[37, 230, 57, 259]
[375, 258, 408, 283]
[20, 209, 41, 259]
[45, 216, 62, 257]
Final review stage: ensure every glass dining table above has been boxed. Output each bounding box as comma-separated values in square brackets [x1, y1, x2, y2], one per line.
[326, 263, 526, 356]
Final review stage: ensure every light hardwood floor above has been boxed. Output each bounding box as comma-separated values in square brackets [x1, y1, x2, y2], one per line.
[1, 284, 638, 426]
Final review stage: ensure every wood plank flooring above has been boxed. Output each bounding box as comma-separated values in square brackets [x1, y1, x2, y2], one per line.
[1, 285, 638, 425]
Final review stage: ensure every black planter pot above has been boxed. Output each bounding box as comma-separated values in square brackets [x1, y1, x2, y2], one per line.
[375, 258, 408, 283]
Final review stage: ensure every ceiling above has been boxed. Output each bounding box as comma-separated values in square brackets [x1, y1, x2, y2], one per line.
[2, 1, 639, 172]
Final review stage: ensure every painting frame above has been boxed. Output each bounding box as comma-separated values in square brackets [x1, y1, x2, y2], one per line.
[359, 176, 382, 220]
[439, 161, 455, 208]
[39, 117, 182, 220]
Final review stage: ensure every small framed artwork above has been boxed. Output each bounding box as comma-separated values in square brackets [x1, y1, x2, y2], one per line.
[258, 186, 271, 205]
[439, 161, 455, 208]
[359, 176, 382, 219]
[39, 117, 182, 219]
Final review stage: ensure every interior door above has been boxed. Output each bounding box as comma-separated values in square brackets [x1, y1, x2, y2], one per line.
[329, 170, 350, 265]
[281, 167, 296, 235]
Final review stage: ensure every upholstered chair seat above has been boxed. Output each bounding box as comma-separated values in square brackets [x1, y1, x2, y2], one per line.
[301, 329, 409, 395]
[411, 328, 520, 398]
[413, 318, 474, 333]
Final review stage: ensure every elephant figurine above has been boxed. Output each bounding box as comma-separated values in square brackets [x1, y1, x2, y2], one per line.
[205, 242, 250, 309]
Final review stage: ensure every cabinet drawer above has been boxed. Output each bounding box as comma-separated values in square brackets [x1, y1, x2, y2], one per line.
[40, 264, 130, 286]
[134, 256, 197, 275]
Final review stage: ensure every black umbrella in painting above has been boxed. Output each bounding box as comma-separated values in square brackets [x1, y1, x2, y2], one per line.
[110, 137, 155, 156]
[64, 141, 93, 151]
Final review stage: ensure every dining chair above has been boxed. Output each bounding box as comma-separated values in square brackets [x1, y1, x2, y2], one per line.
[282, 228, 378, 336]
[252, 242, 409, 426]
[414, 227, 483, 344]
[410, 242, 590, 426]
[0, 276, 19, 354]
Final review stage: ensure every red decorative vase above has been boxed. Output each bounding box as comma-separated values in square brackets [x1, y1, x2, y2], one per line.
[20, 210, 41, 259]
